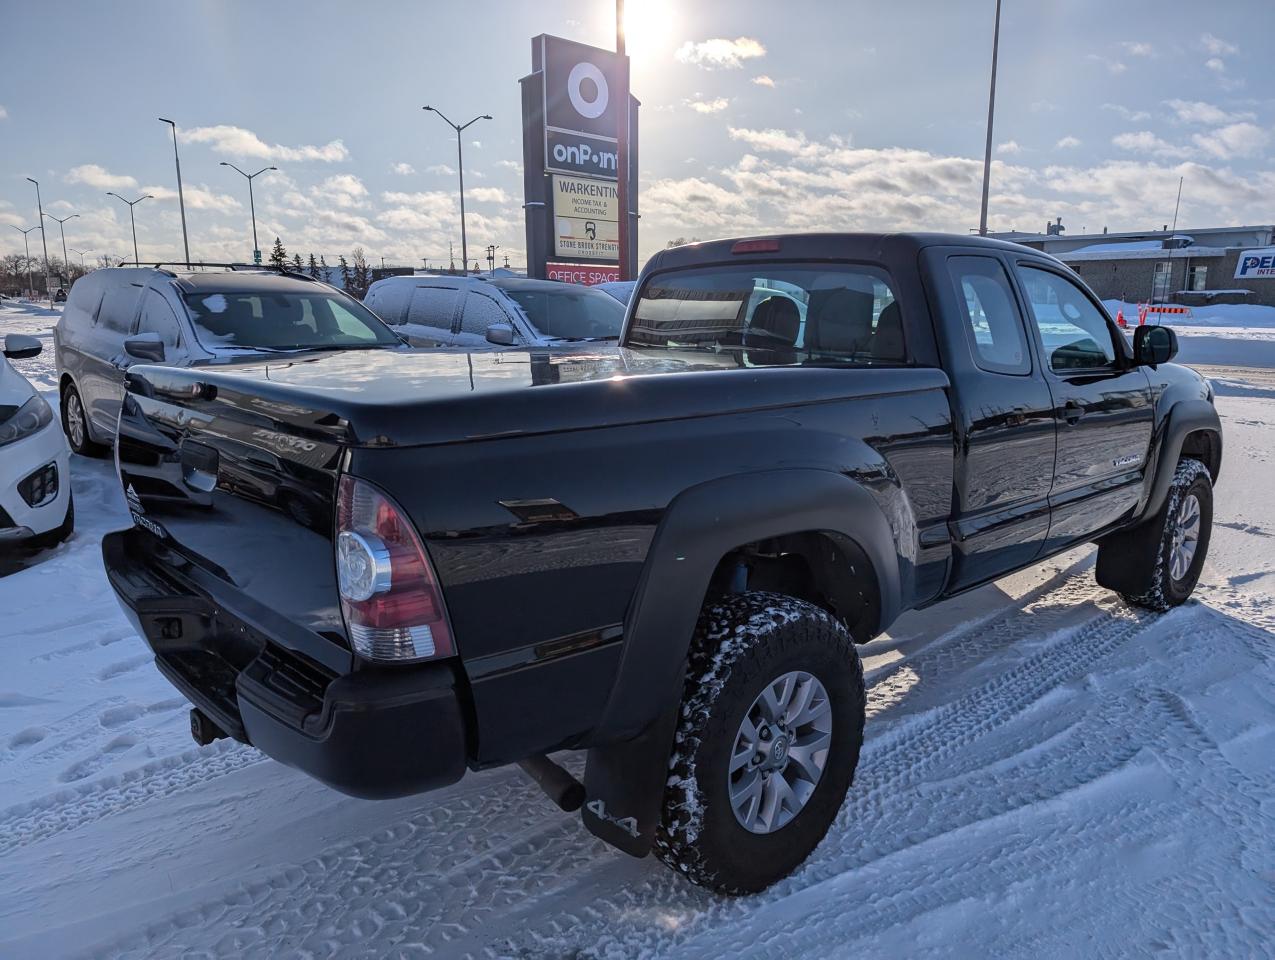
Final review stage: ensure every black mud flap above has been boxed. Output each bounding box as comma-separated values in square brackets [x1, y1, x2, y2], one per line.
[581, 699, 681, 858]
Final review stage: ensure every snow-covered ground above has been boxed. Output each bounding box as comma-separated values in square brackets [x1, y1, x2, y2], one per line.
[1, 299, 1272, 958]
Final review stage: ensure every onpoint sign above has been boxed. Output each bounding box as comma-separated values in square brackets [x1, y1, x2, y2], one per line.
[540, 35, 622, 179]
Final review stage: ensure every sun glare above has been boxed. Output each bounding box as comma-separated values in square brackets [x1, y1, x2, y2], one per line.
[621, 0, 675, 58]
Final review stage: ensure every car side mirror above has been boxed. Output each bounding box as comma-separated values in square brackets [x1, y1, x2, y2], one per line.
[124, 332, 166, 363]
[1133, 324, 1178, 367]
[3, 333, 42, 360]
[486, 322, 516, 346]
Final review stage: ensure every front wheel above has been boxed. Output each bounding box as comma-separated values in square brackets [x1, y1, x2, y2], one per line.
[654, 592, 865, 895]
[1098, 458, 1213, 611]
[61, 383, 105, 457]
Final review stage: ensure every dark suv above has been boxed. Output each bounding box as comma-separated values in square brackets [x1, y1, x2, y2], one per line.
[54, 266, 402, 455]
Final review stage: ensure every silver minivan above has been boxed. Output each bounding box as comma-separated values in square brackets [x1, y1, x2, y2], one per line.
[363, 275, 625, 349]
[54, 267, 402, 455]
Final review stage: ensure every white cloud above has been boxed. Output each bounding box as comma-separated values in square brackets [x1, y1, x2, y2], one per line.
[1165, 99, 1252, 125]
[314, 174, 368, 208]
[0, 105, 7, 120]
[1111, 131, 1189, 158]
[467, 187, 510, 203]
[1030, 100, 1058, 113]
[1201, 33, 1238, 56]
[1191, 122, 1269, 160]
[1055, 136, 1081, 149]
[390, 162, 415, 175]
[996, 140, 1023, 155]
[728, 126, 821, 158]
[141, 183, 241, 213]
[1120, 41, 1153, 56]
[686, 97, 730, 114]
[1205, 58, 1226, 73]
[1101, 103, 1152, 123]
[182, 124, 349, 163]
[1088, 54, 1127, 74]
[66, 164, 139, 191]
[495, 159, 523, 173]
[471, 140, 482, 149]
[675, 37, 766, 70]
[752, 75, 775, 88]
[426, 164, 456, 176]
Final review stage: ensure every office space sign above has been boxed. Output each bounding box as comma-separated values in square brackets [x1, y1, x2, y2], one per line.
[541, 35, 624, 179]
[1235, 248, 1275, 279]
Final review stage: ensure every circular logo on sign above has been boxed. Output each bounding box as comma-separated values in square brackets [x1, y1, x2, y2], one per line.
[567, 61, 609, 120]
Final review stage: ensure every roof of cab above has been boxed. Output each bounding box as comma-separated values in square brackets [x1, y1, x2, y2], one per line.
[648, 232, 1052, 273]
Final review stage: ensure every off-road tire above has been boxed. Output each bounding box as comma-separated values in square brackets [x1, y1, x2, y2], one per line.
[1097, 458, 1213, 612]
[61, 383, 106, 457]
[654, 592, 865, 895]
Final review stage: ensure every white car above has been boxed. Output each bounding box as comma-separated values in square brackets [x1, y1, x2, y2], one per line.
[1, 334, 74, 547]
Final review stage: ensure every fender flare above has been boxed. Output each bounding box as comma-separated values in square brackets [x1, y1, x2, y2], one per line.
[1138, 398, 1222, 522]
[582, 468, 902, 856]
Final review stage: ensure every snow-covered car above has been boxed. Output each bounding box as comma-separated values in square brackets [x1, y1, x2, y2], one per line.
[54, 266, 403, 456]
[1, 334, 73, 547]
[595, 280, 636, 304]
[363, 275, 625, 348]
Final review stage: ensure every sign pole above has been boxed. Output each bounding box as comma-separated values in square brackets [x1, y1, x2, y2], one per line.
[615, 0, 629, 281]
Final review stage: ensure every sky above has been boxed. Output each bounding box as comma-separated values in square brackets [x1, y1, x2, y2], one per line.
[1, 0, 1272, 271]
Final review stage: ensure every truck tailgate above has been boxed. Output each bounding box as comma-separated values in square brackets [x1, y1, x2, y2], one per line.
[116, 366, 352, 671]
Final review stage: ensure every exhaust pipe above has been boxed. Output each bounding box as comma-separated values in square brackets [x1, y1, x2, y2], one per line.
[518, 755, 586, 812]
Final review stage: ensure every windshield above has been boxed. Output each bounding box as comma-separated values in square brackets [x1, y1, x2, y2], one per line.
[625, 262, 905, 365]
[496, 284, 625, 341]
[182, 290, 400, 351]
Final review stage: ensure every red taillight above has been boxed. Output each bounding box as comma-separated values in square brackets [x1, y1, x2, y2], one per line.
[336, 474, 454, 662]
[731, 238, 781, 254]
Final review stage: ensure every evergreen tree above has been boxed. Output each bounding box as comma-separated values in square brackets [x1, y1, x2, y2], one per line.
[269, 237, 288, 269]
[338, 255, 351, 291]
[319, 255, 329, 283]
[292, 253, 304, 274]
[350, 247, 372, 299]
[307, 253, 321, 280]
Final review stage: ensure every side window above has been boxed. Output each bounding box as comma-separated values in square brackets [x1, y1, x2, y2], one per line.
[97, 282, 143, 334]
[137, 291, 183, 348]
[949, 256, 1030, 375]
[1019, 266, 1118, 372]
[325, 300, 379, 342]
[407, 287, 459, 330]
[459, 291, 510, 337]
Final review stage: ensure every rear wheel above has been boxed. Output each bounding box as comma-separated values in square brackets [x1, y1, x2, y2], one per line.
[654, 592, 865, 894]
[61, 383, 105, 457]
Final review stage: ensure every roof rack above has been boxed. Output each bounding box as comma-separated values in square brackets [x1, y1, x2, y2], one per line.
[122, 262, 320, 281]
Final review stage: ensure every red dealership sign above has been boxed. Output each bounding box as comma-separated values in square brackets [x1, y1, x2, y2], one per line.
[545, 261, 620, 285]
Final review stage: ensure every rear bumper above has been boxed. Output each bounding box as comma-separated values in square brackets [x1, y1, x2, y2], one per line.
[102, 527, 469, 799]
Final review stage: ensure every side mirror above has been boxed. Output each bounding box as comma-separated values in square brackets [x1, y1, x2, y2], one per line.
[124, 332, 166, 363]
[486, 322, 516, 346]
[1133, 324, 1178, 367]
[3, 333, 42, 360]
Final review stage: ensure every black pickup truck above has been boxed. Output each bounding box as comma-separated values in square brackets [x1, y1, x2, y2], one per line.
[103, 234, 1221, 894]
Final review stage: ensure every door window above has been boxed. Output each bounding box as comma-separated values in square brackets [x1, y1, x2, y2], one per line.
[950, 256, 1030, 375]
[97, 282, 143, 333]
[138, 291, 183, 348]
[406, 287, 459, 331]
[459, 291, 511, 337]
[1019, 266, 1119, 372]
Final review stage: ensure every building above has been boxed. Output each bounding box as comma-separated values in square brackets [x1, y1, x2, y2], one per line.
[991, 222, 1275, 307]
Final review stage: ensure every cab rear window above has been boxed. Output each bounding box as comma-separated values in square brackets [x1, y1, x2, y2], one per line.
[625, 262, 905, 364]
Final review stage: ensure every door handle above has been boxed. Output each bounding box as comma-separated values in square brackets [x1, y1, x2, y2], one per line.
[1060, 400, 1085, 425]
[1005, 407, 1028, 427]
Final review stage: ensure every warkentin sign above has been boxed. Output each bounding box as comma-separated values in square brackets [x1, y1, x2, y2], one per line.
[1235, 248, 1275, 279]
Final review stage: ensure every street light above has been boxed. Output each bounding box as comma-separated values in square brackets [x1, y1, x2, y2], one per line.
[422, 105, 491, 277]
[43, 212, 80, 289]
[158, 117, 191, 266]
[106, 192, 153, 265]
[10, 225, 38, 297]
[220, 163, 276, 263]
[26, 178, 53, 300]
[70, 247, 90, 272]
[977, 0, 1003, 236]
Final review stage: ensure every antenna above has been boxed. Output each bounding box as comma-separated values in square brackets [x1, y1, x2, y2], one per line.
[1151, 176, 1185, 304]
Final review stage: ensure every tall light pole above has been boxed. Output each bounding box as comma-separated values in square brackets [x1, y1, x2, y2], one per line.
[70, 247, 89, 272]
[423, 105, 491, 277]
[43, 212, 79, 289]
[106, 192, 153, 265]
[616, 0, 631, 280]
[158, 117, 191, 266]
[10, 225, 38, 297]
[977, 0, 1003, 236]
[220, 163, 276, 263]
[26, 177, 53, 299]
